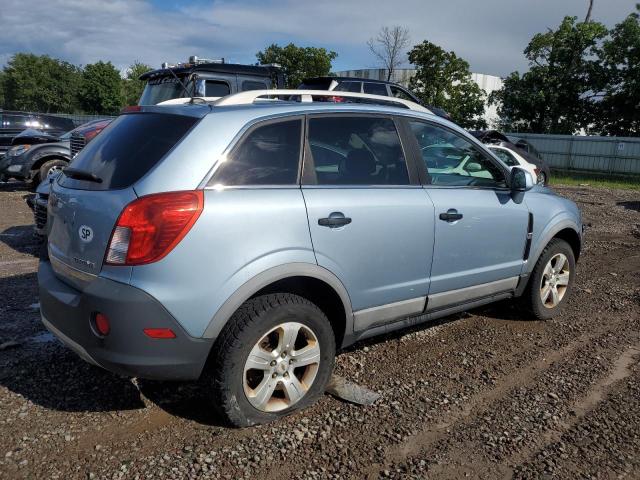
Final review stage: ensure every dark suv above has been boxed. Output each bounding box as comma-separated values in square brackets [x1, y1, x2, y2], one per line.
[298, 77, 452, 120]
[138, 56, 284, 105]
[0, 110, 74, 162]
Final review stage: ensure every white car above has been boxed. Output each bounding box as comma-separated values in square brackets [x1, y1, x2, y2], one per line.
[488, 145, 541, 184]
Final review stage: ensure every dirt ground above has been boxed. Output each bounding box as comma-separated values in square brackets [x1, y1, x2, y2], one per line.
[0, 181, 638, 480]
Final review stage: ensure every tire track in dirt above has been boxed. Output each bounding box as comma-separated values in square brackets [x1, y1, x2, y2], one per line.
[375, 324, 640, 479]
[365, 317, 631, 479]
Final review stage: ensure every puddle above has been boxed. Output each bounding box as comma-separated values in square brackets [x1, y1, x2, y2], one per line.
[28, 331, 56, 344]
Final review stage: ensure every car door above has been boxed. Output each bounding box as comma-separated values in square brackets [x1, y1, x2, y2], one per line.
[402, 119, 530, 310]
[301, 114, 435, 331]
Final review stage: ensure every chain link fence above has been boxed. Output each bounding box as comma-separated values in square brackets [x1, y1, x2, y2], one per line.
[49, 113, 116, 127]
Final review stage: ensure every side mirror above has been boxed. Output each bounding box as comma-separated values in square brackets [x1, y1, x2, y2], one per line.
[194, 79, 206, 97]
[511, 166, 534, 191]
[464, 161, 483, 173]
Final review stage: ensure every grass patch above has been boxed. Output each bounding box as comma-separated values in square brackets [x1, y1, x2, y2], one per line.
[550, 170, 640, 191]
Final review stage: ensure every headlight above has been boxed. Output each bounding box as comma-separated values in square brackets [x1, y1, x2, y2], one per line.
[8, 144, 30, 157]
[7, 165, 23, 173]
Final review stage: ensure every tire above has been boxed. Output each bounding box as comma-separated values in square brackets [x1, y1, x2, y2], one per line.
[208, 293, 336, 427]
[522, 238, 576, 320]
[538, 172, 547, 185]
[37, 159, 67, 185]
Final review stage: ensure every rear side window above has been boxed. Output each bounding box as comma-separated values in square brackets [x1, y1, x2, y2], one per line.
[205, 80, 231, 97]
[60, 113, 197, 190]
[389, 85, 414, 101]
[306, 116, 409, 185]
[242, 80, 267, 91]
[211, 119, 302, 186]
[335, 81, 362, 93]
[363, 82, 388, 96]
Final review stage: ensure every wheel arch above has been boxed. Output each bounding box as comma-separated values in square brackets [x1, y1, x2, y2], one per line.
[202, 263, 354, 348]
[527, 218, 582, 273]
[552, 227, 581, 262]
[31, 154, 69, 173]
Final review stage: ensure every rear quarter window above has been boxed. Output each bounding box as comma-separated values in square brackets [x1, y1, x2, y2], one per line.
[59, 113, 198, 190]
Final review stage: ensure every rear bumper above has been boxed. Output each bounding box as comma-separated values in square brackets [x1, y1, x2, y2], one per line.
[38, 260, 213, 380]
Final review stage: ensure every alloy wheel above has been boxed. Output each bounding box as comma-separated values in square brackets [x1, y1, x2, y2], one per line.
[243, 322, 320, 412]
[540, 253, 570, 308]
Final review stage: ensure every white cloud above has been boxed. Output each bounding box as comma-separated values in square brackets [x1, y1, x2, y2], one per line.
[0, 0, 634, 76]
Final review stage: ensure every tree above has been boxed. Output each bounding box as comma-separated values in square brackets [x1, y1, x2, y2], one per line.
[122, 61, 152, 106]
[490, 16, 607, 134]
[595, 6, 640, 136]
[256, 43, 337, 88]
[367, 26, 410, 81]
[1, 53, 82, 113]
[408, 41, 487, 129]
[585, 0, 595, 22]
[80, 61, 124, 115]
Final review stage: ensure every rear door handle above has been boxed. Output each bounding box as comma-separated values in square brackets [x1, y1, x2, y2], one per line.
[318, 212, 352, 228]
[439, 209, 463, 222]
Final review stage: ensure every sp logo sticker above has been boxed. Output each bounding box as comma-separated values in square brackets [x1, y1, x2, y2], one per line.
[79, 225, 94, 243]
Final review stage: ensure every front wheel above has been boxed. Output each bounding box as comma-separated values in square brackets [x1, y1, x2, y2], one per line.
[208, 293, 335, 427]
[37, 159, 67, 185]
[522, 238, 576, 320]
[538, 172, 547, 185]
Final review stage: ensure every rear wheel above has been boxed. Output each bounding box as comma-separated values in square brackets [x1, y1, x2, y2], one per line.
[208, 293, 335, 427]
[522, 238, 575, 320]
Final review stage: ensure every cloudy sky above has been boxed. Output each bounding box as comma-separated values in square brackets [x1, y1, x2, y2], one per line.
[0, 0, 636, 77]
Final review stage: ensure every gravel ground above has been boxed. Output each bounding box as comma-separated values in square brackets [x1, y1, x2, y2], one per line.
[0, 181, 638, 480]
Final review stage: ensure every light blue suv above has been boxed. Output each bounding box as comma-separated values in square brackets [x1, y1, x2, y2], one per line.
[38, 91, 582, 426]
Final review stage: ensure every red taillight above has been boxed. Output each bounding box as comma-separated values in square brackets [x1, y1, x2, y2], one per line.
[143, 328, 176, 339]
[328, 96, 345, 103]
[105, 191, 204, 266]
[94, 313, 111, 336]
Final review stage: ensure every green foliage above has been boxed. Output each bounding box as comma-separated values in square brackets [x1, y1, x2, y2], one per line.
[1, 53, 82, 113]
[122, 61, 153, 106]
[79, 61, 124, 115]
[256, 43, 337, 88]
[408, 41, 487, 129]
[595, 6, 640, 136]
[490, 16, 607, 134]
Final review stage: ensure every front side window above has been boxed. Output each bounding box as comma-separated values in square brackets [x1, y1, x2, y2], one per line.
[408, 120, 506, 188]
[212, 119, 302, 186]
[306, 116, 409, 185]
[363, 82, 389, 96]
[489, 147, 519, 167]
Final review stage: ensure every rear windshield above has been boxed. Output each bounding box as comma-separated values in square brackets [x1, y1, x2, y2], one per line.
[59, 113, 198, 190]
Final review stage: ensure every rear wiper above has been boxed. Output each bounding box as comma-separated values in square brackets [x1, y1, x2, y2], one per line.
[63, 167, 103, 183]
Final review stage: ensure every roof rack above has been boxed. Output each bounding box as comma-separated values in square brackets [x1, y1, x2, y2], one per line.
[212, 89, 431, 113]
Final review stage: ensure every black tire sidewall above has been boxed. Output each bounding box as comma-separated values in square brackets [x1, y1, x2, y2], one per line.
[213, 295, 335, 427]
[539, 172, 547, 185]
[528, 239, 576, 319]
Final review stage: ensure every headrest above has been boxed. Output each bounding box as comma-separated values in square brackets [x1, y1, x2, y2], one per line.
[343, 149, 376, 178]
